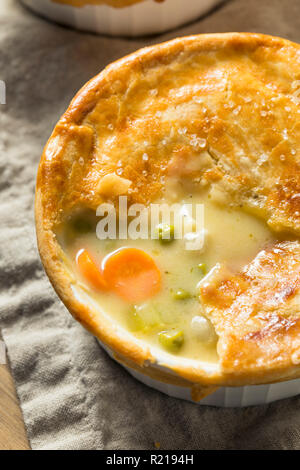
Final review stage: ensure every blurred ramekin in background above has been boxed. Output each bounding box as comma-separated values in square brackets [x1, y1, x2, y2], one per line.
[20, 0, 225, 37]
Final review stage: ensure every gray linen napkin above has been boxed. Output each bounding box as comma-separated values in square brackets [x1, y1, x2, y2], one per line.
[1, 0, 300, 450]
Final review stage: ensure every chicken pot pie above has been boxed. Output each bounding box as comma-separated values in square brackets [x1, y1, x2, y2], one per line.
[36, 33, 300, 397]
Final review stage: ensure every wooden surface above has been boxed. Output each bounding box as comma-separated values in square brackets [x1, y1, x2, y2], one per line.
[0, 343, 30, 450]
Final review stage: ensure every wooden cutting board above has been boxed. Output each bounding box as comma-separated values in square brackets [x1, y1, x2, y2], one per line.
[0, 355, 30, 449]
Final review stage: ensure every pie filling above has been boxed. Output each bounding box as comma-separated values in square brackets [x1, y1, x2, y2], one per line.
[57, 177, 289, 363]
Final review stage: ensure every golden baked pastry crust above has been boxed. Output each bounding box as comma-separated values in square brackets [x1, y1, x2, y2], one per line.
[201, 241, 300, 384]
[36, 33, 300, 387]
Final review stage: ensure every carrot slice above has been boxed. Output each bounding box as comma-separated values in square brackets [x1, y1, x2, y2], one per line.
[76, 248, 107, 291]
[102, 248, 161, 303]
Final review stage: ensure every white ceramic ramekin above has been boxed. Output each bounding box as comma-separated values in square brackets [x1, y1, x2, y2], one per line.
[98, 340, 300, 407]
[20, 0, 225, 37]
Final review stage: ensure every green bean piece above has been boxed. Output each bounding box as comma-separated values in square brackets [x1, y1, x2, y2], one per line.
[127, 307, 145, 332]
[158, 329, 184, 352]
[156, 223, 175, 243]
[103, 239, 117, 251]
[71, 216, 93, 234]
[172, 289, 191, 300]
[198, 263, 207, 275]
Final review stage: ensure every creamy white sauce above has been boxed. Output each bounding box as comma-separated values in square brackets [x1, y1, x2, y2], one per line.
[60, 190, 278, 362]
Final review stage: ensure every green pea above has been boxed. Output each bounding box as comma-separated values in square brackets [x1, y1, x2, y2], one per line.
[158, 329, 184, 352]
[156, 223, 175, 243]
[198, 263, 207, 275]
[172, 289, 191, 300]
